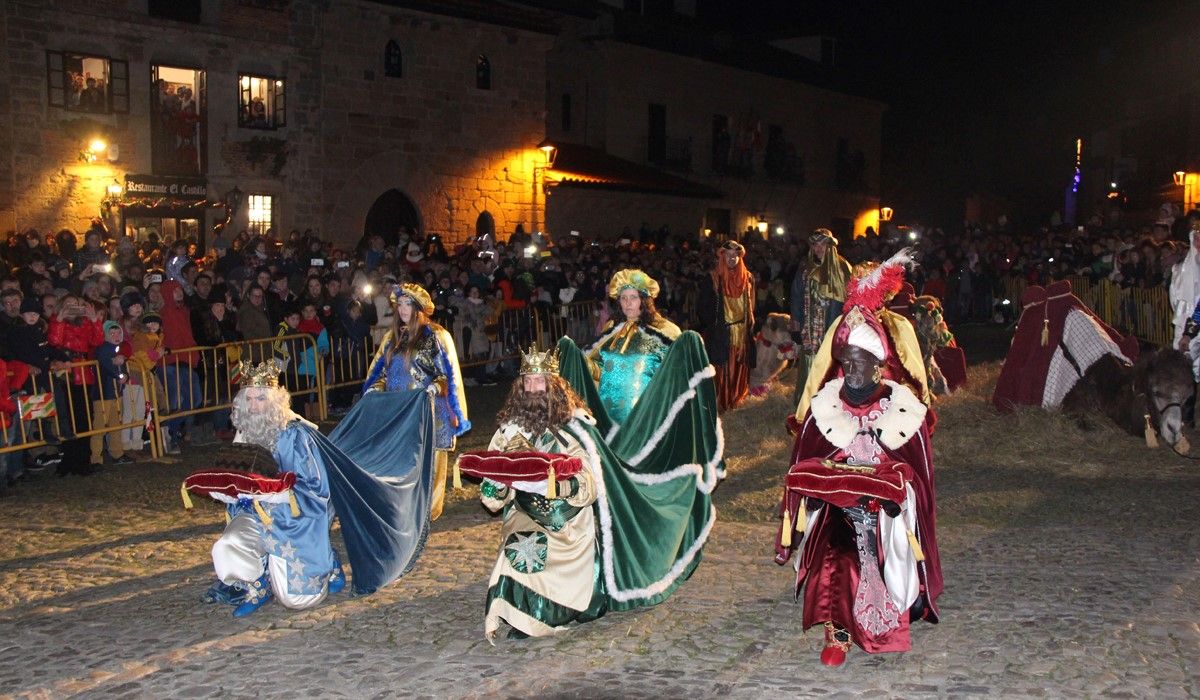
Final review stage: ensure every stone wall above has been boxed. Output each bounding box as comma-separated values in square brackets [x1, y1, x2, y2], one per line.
[545, 187, 707, 241]
[0, 0, 318, 239]
[547, 38, 886, 239]
[316, 4, 552, 249]
[0, 0, 550, 249]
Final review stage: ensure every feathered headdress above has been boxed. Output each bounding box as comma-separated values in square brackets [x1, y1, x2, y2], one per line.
[843, 248, 917, 314]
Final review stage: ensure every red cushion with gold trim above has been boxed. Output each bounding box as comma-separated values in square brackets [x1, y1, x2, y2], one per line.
[784, 458, 912, 508]
[457, 451, 583, 485]
[183, 468, 296, 500]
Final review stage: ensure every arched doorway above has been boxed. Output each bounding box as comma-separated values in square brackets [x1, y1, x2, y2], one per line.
[475, 211, 495, 238]
[363, 188, 422, 247]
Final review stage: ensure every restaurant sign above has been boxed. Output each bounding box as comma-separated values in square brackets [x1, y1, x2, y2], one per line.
[124, 174, 208, 201]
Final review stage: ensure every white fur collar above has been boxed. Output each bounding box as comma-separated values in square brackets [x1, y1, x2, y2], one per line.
[809, 379, 926, 451]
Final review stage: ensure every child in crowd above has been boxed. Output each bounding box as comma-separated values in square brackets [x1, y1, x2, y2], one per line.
[92, 321, 133, 467]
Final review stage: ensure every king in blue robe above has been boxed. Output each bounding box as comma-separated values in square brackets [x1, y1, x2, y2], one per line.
[206, 361, 435, 617]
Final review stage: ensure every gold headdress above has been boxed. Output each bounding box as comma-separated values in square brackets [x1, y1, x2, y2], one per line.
[607, 269, 660, 300]
[389, 282, 435, 315]
[520, 344, 560, 375]
[235, 359, 284, 388]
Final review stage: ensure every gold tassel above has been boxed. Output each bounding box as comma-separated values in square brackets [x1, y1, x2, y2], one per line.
[452, 456, 463, 490]
[181, 484, 193, 510]
[288, 491, 301, 517]
[1040, 318, 1049, 346]
[253, 500, 273, 528]
[780, 507, 793, 548]
[225, 511, 231, 525]
[906, 529, 926, 562]
[1176, 434, 1191, 455]
[545, 465, 556, 499]
[796, 497, 807, 534]
[1144, 414, 1159, 449]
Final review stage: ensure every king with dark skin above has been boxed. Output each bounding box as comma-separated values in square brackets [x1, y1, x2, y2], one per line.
[837, 345, 881, 399]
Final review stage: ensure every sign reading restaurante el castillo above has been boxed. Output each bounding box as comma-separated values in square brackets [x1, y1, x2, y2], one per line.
[124, 175, 208, 201]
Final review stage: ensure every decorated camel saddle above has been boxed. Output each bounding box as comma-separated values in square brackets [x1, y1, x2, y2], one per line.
[993, 279, 1139, 411]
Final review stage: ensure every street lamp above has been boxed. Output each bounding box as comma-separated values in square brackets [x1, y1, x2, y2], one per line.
[537, 139, 557, 167]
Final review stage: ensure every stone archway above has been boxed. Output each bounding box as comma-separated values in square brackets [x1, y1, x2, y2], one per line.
[363, 188, 423, 247]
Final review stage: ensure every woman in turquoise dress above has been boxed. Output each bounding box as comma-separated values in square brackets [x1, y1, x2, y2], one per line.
[363, 282, 470, 520]
[587, 269, 682, 426]
[554, 270, 725, 612]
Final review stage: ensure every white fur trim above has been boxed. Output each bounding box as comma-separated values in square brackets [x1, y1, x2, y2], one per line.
[571, 421, 717, 605]
[808, 379, 858, 448]
[624, 417, 725, 494]
[624, 364, 717, 466]
[809, 379, 926, 451]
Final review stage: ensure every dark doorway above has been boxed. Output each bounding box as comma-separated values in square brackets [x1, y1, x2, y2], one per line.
[475, 211, 495, 238]
[363, 189, 422, 247]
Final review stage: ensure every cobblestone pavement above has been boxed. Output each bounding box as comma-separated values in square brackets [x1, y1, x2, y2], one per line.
[2, 365, 1199, 699]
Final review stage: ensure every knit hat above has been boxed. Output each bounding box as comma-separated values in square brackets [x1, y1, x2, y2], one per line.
[19, 296, 41, 315]
[140, 312, 162, 327]
[103, 320, 122, 336]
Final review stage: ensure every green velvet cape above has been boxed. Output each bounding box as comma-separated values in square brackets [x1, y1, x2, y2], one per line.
[557, 332, 725, 611]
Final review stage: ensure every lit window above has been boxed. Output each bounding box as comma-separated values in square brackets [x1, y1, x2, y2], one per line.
[247, 194, 273, 236]
[238, 74, 286, 129]
[46, 50, 129, 114]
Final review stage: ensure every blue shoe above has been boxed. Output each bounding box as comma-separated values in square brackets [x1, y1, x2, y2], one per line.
[202, 581, 248, 605]
[327, 555, 346, 595]
[232, 574, 273, 618]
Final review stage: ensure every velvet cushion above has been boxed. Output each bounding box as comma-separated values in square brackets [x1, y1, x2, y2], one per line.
[183, 468, 296, 501]
[456, 451, 583, 485]
[784, 458, 913, 508]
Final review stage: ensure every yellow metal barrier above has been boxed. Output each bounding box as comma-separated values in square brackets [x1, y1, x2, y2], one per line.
[1, 360, 159, 459]
[151, 333, 327, 452]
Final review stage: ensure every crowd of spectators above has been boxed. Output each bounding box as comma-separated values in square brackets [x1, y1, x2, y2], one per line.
[2, 212, 1192, 495]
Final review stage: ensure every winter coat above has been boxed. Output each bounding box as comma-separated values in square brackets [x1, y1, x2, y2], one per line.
[47, 316, 103, 385]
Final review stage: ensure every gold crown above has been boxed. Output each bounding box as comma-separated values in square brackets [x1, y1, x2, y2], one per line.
[236, 360, 284, 388]
[520, 345, 559, 375]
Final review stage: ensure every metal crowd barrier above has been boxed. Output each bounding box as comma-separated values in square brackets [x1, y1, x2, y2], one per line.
[1, 360, 159, 459]
[151, 333, 327, 452]
[453, 301, 606, 369]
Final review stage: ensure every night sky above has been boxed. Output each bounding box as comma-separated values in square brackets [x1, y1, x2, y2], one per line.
[697, 0, 1200, 229]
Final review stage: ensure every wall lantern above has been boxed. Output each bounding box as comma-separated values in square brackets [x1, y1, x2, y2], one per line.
[880, 206, 894, 222]
[537, 139, 557, 167]
[1175, 171, 1187, 186]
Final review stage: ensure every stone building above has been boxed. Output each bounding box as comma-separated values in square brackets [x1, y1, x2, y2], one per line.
[0, 0, 881, 249]
[541, 7, 886, 243]
[0, 0, 554, 250]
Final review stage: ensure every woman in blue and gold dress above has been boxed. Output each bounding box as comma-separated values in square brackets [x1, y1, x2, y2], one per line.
[553, 269, 726, 612]
[364, 283, 470, 520]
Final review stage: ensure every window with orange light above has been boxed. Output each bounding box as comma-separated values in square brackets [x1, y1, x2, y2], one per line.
[247, 194, 274, 236]
[238, 74, 286, 129]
